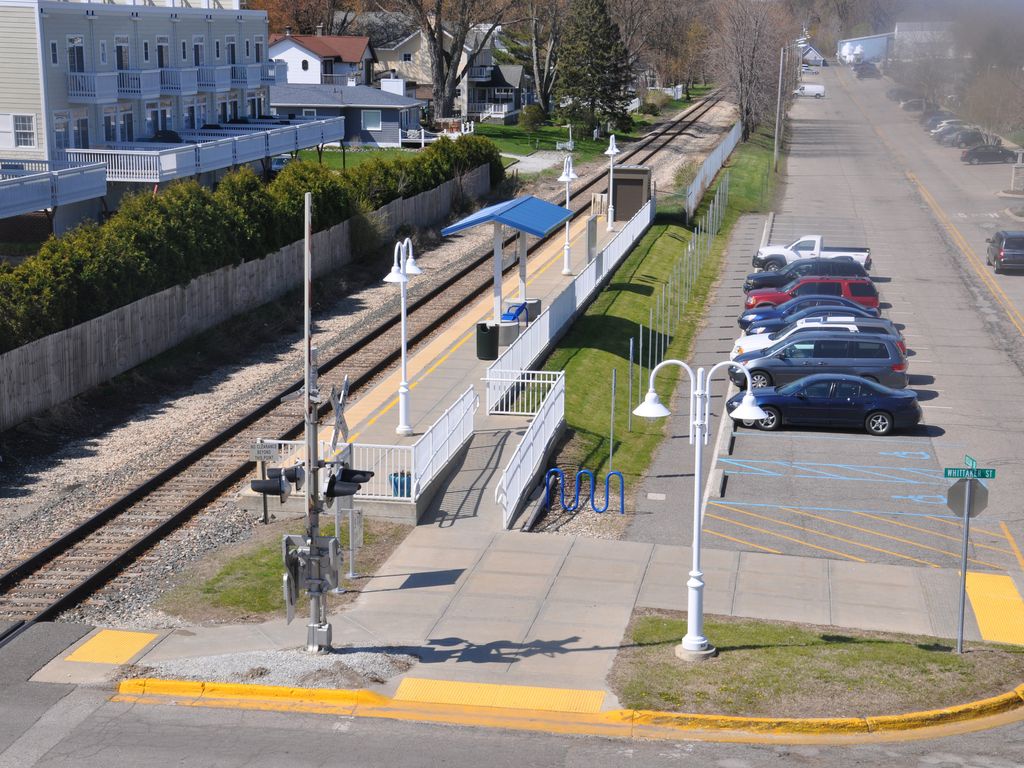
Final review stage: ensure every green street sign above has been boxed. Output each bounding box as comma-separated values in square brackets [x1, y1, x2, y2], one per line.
[964, 454, 977, 469]
[944, 467, 995, 480]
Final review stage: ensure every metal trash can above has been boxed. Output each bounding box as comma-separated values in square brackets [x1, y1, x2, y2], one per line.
[524, 298, 542, 321]
[389, 472, 412, 498]
[476, 322, 499, 360]
[497, 320, 521, 346]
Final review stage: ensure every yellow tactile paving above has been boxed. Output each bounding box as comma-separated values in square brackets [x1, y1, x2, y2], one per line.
[65, 629, 159, 664]
[393, 677, 605, 714]
[966, 572, 1024, 646]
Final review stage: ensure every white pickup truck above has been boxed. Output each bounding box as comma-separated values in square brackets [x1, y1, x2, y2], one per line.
[752, 235, 872, 272]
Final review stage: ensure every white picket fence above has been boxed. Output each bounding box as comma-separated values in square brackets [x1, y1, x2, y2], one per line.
[685, 122, 742, 219]
[352, 385, 478, 501]
[494, 371, 565, 529]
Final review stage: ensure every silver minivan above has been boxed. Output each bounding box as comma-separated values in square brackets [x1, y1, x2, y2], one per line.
[729, 332, 909, 389]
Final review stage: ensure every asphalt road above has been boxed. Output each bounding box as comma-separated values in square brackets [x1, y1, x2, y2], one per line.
[707, 66, 1024, 578]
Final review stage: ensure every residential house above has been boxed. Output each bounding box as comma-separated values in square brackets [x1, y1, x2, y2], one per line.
[268, 30, 376, 86]
[0, 0, 343, 231]
[800, 44, 826, 67]
[269, 81, 422, 148]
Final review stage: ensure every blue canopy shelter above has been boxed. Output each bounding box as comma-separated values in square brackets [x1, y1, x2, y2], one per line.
[441, 196, 572, 323]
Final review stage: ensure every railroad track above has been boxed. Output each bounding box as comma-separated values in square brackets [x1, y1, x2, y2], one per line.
[0, 92, 724, 643]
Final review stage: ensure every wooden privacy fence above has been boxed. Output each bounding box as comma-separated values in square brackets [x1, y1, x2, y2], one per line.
[0, 165, 490, 432]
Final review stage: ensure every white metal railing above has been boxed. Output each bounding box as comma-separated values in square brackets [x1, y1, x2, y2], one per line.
[467, 66, 492, 80]
[160, 67, 199, 95]
[322, 73, 360, 86]
[353, 386, 478, 502]
[0, 161, 108, 218]
[197, 64, 232, 91]
[117, 69, 162, 98]
[262, 60, 286, 84]
[67, 71, 118, 102]
[231, 63, 262, 88]
[485, 370, 561, 416]
[468, 102, 512, 117]
[685, 121, 741, 219]
[494, 371, 565, 528]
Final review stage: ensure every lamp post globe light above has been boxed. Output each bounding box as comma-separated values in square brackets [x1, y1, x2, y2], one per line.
[557, 155, 578, 275]
[383, 237, 421, 436]
[605, 134, 620, 231]
[633, 359, 766, 659]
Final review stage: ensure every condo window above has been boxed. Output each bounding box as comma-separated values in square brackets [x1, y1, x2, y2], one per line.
[14, 115, 35, 147]
[143, 41, 150, 62]
[100, 41, 107, 66]
[362, 110, 381, 131]
[402, 53, 411, 62]
[50, 41, 58, 65]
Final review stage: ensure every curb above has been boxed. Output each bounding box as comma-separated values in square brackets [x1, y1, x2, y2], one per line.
[114, 677, 1024, 740]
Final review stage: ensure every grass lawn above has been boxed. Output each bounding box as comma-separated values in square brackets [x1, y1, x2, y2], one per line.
[298, 147, 416, 170]
[609, 609, 1024, 717]
[157, 517, 410, 621]
[1008, 129, 1024, 148]
[542, 128, 775, 490]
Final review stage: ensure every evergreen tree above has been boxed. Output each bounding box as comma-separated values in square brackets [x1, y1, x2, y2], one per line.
[554, 0, 632, 131]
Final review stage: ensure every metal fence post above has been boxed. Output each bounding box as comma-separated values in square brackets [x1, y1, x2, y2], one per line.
[628, 338, 633, 430]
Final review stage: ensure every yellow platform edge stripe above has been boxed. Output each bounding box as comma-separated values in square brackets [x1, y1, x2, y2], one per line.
[65, 629, 160, 665]
[966, 572, 1024, 645]
[393, 677, 605, 714]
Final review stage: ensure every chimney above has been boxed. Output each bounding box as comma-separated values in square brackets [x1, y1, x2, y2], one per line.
[316, 23, 324, 36]
[284, 26, 291, 36]
[347, 75, 358, 87]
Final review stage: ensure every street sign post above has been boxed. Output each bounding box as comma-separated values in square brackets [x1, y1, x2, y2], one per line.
[943, 467, 995, 480]
[946, 475, 992, 654]
[964, 454, 977, 470]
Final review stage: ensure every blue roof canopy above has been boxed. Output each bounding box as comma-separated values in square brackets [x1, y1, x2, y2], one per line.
[441, 195, 572, 239]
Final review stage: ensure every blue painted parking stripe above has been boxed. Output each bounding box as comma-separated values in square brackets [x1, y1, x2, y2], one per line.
[717, 458, 946, 486]
[714, 499, 962, 521]
[730, 431, 956, 446]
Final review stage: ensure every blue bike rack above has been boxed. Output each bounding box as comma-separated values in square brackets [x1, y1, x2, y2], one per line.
[544, 468, 625, 514]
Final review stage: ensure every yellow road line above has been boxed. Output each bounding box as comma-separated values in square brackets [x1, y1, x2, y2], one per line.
[1002, 522, 1024, 571]
[851, 509, 1013, 557]
[705, 510, 866, 562]
[966, 572, 1024, 645]
[65, 629, 159, 665]
[705, 528, 782, 554]
[394, 678, 605, 714]
[921, 514, 1003, 539]
[777, 507, 940, 568]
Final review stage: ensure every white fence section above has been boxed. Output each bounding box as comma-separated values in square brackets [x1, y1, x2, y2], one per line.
[684, 121, 742, 219]
[485, 370, 561, 416]
[484, 197, 655, 411]
[0, 161, 107, 219]
[494, 371, 565, 529]
[353, 386, 478, 502]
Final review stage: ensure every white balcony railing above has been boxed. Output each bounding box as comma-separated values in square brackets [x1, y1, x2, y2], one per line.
[160, 67, 199, 96]
[467, 65, 492, 80]
[261, 60, 286, 84]
[322, 72, 361, 86]
[231, 63, 262, 89]
[468, 102, 513, 117]
[66, 71, 119, 103]
[66, 117, 345, 183]
[197, 65, 232, 92]
[0, 161, 107, 219]
[117, 69, 162, 99]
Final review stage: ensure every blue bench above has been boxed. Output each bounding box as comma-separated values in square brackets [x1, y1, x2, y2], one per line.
[501, 302, 529, 324]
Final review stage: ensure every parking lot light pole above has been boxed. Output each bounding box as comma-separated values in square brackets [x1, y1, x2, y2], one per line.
[558, 155, 578, 275]
[605, 135, 620, 231]
[633, 359, 765, 659]
[383, 237, 421, 436]
[774, 37, 808, 173]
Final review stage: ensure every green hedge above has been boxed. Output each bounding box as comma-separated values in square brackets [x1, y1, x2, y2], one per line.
[0, 135, 503, 354]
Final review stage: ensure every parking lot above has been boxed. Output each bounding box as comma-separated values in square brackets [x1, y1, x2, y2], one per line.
[705, 66, 1024, 583]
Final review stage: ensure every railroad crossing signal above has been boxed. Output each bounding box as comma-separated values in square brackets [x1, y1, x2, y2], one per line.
[947, 478, 988, 519]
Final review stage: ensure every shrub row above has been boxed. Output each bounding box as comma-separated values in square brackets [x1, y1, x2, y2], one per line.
[0, 135, 503, 354]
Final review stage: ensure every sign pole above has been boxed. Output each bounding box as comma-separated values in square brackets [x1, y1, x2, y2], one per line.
[955, 479, 974, 654]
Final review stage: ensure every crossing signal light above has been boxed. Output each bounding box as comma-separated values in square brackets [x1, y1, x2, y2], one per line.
[324, 467, 374, 498]
[251, 465, 306, 503]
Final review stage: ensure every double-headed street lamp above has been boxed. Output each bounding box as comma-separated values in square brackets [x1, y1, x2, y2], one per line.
[605, 134, 620, 231]
[557, 155, 578, 275]
[383, 237, 421, 436]
[633, 359, 766, 659]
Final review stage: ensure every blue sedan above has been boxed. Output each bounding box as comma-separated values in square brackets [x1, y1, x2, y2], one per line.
[726, 374, 921, 435]
[746, 306, 884, 335]
[737, 295, 880, 331]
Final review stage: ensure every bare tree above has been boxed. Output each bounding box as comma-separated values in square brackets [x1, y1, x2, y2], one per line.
[496, 0, 565, 114]
[250, 0, 356, 35]
[711, 0, 796, 140]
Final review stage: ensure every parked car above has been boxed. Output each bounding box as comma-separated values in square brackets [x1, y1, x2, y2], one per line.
[731, 317, 901, 360]
[270, 154, 293, 175]
[901, 98, 935, 112]
[887, 87, 918, 102]
[961, 145, 1018, 164]
[855, 63, 881, 79]
[753, 234, 872, 271]
[926, 117, 963, 132]
[985, 231, 1024, 273]
[737, 295, 881, 330]
[726, 374, 921, 435]
[794, 84, 826, 98]
[743, 258, 868, 293]
[744, 277, 880, 310]
[941, 129, 986, 148]
[728, 333, 909, 390]
[932, 124, 968, 142]
[745, 305, 885, 335]
[918, 108, 953, 126]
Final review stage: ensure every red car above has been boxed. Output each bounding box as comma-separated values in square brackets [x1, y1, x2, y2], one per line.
[744, 277, 880, 309]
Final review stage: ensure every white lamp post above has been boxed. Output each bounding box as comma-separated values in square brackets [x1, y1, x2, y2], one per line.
[773, 36, 808, 173]
[633, 359, 765, 659]
[605, 134, 620, 231]
[383, 237, 421, 436]
[557, 155, 578, 275]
